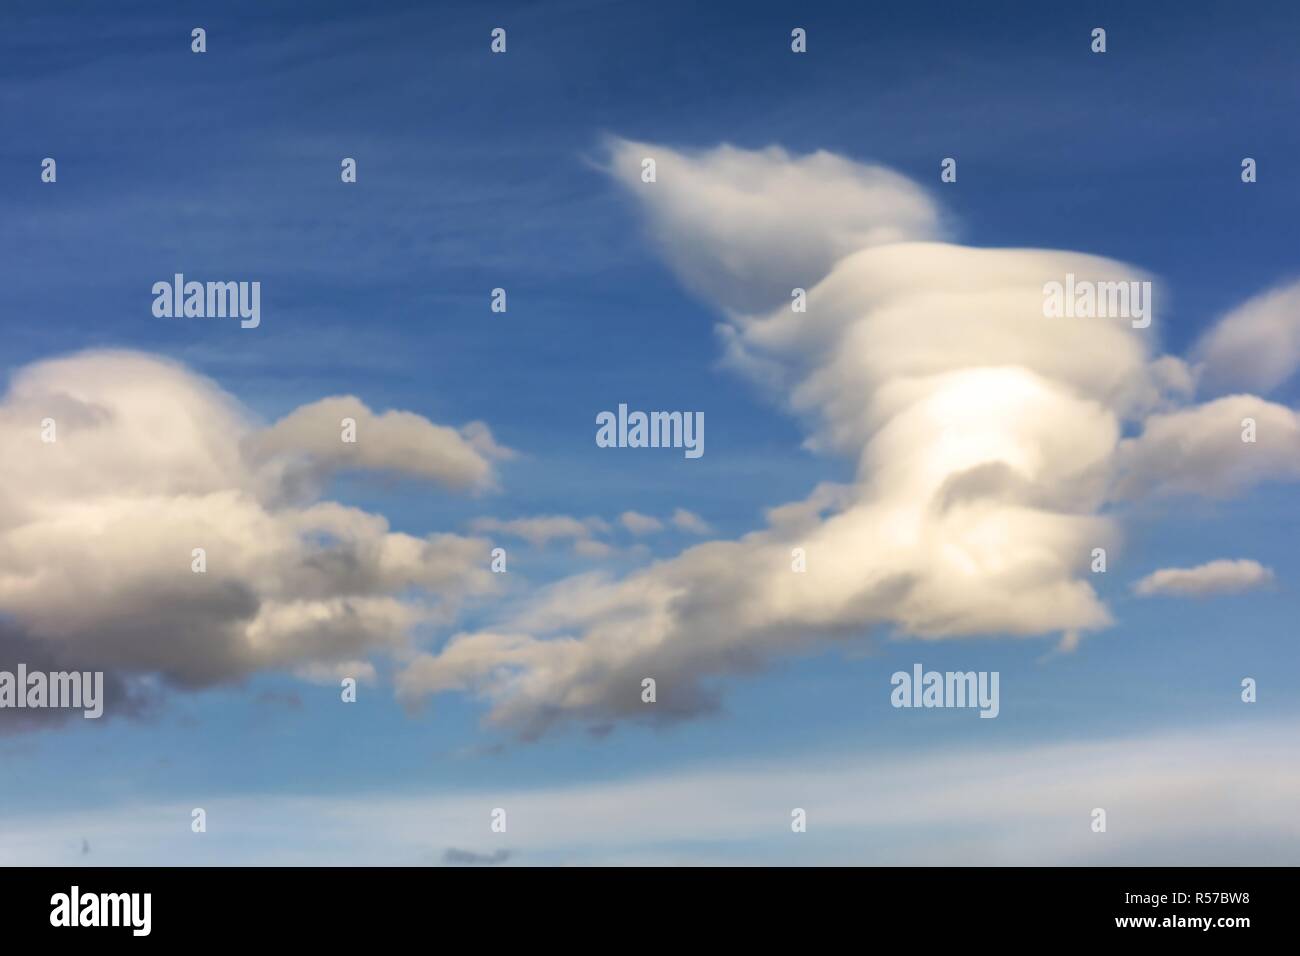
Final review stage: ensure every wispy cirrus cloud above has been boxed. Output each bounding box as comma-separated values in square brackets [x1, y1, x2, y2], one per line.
[3, 721, 1296, 865]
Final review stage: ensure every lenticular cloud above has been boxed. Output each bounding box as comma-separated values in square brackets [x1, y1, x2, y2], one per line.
[397, 138, 1300, 737]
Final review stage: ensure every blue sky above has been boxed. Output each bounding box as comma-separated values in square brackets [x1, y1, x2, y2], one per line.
[1, 0, 1298, 865]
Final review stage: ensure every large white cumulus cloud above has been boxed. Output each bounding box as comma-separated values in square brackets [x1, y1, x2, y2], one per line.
[397, 138, 1300, 737]
[0, 350, 502, 717]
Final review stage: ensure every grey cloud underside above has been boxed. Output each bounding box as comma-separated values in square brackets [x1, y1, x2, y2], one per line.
[0, 624, 158, 733]
[0, 351, 505, 726]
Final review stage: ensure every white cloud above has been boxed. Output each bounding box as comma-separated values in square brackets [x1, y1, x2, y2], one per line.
[1114, 395, 1300, 499]
[470, 514, 609, 548]
[245, 395, 510, 495]
[619, 511, 664, 535]
[573, 538, 615, 559]
[399, 141, 1163, 735]
[0, 350, 499, 705]
[8, 140, 1298, 739]
[602, 137, 943, 315]
[670, 508, 712, 535]
[1134, 559, 1275, 597]
[397, 138, 1300, 738]
[1194, 279, 1300, 394]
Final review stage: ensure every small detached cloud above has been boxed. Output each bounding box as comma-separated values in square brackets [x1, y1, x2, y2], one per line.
[245, 395, 511, 495]
[1114, 395, 1300, 500]
[671, 508, 712, 535]
[469, 514, 610, 548]
[573, 538, 616, 559]
[1194, 279, 1300, 395]
[619, 511, 664, 535]
[1133, 559, 1275, 598]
